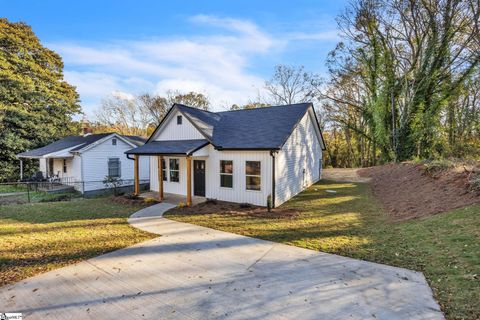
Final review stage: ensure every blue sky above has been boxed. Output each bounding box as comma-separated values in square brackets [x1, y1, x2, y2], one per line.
[3, 0, 348, 117]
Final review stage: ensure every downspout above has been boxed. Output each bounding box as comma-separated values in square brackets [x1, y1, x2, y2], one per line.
[270, 150, 276, 209]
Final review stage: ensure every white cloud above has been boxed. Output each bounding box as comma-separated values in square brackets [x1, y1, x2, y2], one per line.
[51, 15, 337, 118]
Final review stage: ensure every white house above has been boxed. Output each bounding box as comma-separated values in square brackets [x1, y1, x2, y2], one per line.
[17, 133, 150, 194]
[126, 103, 325, 207]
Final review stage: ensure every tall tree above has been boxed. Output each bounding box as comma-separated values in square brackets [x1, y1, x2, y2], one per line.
[95, 91, 210, 135]
[0, 19, 81, 181]
[321, 0, 480, 166]
[265, 65, 322, 105]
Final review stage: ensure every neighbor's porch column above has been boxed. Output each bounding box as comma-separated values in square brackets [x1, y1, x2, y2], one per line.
[157, 155, 164, 201]
[19, 159, 23, 181]
[186, 156, 192, 206]
[134, 155, 140, 195]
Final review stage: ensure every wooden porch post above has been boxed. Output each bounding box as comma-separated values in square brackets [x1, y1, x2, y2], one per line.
[134, 155, 140, 196]
[157, 155, 164, 201]
[186, 156, 192, 206]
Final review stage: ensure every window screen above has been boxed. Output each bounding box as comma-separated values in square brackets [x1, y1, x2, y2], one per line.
[108, 158, 121, 178]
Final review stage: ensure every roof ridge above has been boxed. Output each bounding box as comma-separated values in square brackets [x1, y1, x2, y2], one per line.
[216, 102, 311, 114]
[175, 103, 216, 115]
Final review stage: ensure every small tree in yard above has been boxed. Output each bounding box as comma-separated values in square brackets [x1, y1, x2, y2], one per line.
[103, 176, 124, 196]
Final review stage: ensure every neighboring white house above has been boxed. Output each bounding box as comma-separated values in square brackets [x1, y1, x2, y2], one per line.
[17, 133, 150, 194]
[126, 103, 325, 207]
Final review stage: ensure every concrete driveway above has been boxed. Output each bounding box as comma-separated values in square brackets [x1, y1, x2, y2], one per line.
[0, 203, 443, 319]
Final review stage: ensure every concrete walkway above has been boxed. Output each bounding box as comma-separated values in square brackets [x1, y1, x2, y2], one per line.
[0, 203, 443, 319]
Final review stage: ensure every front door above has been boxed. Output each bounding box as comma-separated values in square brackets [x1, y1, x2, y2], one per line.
[193, 160, 206, 197]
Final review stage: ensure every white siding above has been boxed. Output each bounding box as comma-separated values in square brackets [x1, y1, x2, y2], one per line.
[71, 155, 82, 181]
[150, 156, 188, 196]
[81, 136, 149, 191]
[275, 111, 322, 206]
[39, 158, 47, 177]
[149, 146, 273, 206]
[51, 158, 74, 179]
[206, 146, 272, 206]
[154, 110, 204, 141]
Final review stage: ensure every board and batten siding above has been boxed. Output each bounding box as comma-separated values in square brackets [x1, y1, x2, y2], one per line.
[150, 156, 188, 196]
[149, 145, 273, 206]
[81, 136, 149, 191]
[275, 111, 323, 206]
[205, 146, 272, 206]
[154, 110, 204, 141]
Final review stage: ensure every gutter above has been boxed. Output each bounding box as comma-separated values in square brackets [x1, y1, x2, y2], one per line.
[270, 150, 276, 208]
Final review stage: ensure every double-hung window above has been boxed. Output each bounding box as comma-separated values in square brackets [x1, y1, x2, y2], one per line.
[220, 160, 233, 188]
[245, 161, 261, 191]
[169, 159, 179, 182]
[108, 158, 121, 178]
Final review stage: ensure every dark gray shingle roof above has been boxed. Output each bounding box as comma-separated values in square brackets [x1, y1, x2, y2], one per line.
[128, 103, 324, 155]
[177, 103, 315, 149]
[18, 133, 146, 158]
[125, 139, 209, 155]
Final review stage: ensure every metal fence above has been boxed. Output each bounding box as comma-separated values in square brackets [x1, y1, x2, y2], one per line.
[0, 179, 150, 205]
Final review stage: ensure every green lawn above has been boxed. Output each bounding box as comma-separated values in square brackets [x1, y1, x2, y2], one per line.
[0, 184, 27, 193]
[165, 180, 480, 320]
[0, 198, 156, 287]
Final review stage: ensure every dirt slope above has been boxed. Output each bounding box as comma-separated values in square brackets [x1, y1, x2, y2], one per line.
[358, 163, 479, 221]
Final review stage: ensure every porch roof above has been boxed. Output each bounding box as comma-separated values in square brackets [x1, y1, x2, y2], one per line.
[125, 139, 209, 156]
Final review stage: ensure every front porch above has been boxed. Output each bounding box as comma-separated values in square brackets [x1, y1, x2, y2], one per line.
[128, 139, 210, 207]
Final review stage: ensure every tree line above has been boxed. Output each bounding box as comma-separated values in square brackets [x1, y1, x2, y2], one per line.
[2, 0, 479, 181]
[321, 0, 480, 167]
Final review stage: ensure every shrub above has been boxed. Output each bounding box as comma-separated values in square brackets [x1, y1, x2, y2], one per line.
[177, 202, 186, 208]
[125, 193, 140, 200]
[102, 176, 124, 196]
[423, 159, 455, 176]
[469, 172, 480, 192]
[143, 197, 158, 204]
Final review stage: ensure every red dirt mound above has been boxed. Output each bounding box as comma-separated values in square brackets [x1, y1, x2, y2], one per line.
[358, 163, 480, 221]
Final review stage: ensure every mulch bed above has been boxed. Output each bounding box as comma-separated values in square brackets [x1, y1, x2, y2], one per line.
[108, 195, 158, 206]
[168, 199, 300, 219]
[358, 162, 480, 221]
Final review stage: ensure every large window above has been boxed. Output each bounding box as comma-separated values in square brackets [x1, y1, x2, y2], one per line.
[245, 161, 261, 191]
[169, 158, 179, 182]
[162, 158, 167, 181]
[220, 160, 233, 188]
[108, 158, 121, 178]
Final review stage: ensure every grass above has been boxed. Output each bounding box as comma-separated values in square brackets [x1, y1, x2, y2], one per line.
[0, 184, 27, 193]
[0, 198, 156, 287]
[165, 180, 480, 320]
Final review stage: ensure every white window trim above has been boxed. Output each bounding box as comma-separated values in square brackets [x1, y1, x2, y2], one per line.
[108, 157, 121, 178]
[220, 160, 233, 189]
[245, 161, 261, 191]
[161, 158, 168, 182]
[169, 158, 180, 183]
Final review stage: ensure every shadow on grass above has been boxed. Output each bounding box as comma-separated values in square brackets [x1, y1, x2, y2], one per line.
[0, 198, 144, 224]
